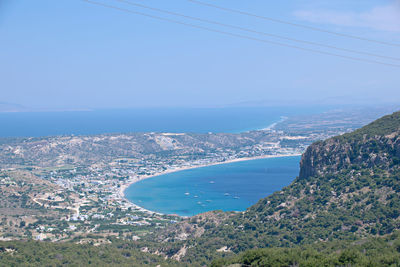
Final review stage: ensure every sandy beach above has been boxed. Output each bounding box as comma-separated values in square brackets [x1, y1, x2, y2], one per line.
[118, 153, 301, 214]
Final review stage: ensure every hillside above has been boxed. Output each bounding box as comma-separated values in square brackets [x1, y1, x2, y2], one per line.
[0, 131, 309, 168]
[0, 240, 181, 267]
[153, 111, 400, 264]
[211, 231, 400, 267]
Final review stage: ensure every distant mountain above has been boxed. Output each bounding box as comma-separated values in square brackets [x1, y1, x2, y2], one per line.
[0, 102, 29, 112]
[229, 97, 400, 107]
[0, 102, 93, 113]
[156, 111, 400, 264]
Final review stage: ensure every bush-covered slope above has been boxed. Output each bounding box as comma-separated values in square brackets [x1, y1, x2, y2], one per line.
[211, 231, 400, 267]
[165, 111, 400, 264]
[0, 240, 181, 267]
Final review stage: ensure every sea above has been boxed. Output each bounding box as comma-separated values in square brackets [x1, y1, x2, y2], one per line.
[0, 106, 326, 137]
[124, 156, 301, 216]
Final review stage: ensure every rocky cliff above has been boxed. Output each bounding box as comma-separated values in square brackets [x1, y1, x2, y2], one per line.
[299, 111, 400, 179]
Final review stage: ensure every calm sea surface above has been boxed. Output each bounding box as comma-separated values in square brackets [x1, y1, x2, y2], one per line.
[125, 156, 300, 216]
[0, 107, 326, 137]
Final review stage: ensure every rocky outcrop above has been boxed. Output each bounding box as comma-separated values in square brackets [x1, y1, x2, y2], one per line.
[299, 111, 400, 179]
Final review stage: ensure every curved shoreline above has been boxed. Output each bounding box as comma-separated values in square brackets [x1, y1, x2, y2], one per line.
[118, 153, 301, 216]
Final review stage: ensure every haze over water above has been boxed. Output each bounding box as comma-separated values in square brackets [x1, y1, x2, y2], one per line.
[0, 106, 326, 137]
[125, 156, 300, 216]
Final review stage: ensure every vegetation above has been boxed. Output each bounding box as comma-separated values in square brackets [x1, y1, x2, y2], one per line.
[0, 239, 181, 267]
[211, 231, 400, 266]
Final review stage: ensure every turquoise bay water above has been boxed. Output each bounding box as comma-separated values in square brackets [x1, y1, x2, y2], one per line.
[125, 156, 300, 216]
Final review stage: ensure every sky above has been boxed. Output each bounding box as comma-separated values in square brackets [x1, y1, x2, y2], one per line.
[0, 0, 399, 110]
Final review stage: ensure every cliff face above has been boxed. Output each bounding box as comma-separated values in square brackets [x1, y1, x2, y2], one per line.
[299, 111, 400, 179]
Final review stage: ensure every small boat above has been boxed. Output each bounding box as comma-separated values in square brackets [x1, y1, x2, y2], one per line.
[197, 201, 202, 205]
[194, 195, 199, 198]
[209, 181, 215, 184]
[184, 192, 190, 196]
[234, 196, 240, 199]
[224, 193, 230, 196]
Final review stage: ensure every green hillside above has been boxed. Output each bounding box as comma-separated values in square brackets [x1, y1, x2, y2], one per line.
[212, 231, 400, 267]
[0, 239, 181, 267]
[157, 111, 400, 265]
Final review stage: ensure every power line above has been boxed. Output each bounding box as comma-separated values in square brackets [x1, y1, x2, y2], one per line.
[111, 0, 400, 62]
[188, 0, 400, 48]
[81, 0, 400, 68]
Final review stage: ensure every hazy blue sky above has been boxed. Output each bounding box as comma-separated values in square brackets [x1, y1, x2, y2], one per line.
[1, 0, 399, 110]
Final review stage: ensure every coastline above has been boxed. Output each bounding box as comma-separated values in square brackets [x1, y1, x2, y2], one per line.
[261, 116, 288, 131]
[118, 153, 302, 215]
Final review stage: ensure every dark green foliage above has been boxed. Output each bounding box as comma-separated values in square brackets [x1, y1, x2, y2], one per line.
[0, 240, 181, 267]
[211, 231, 400, 267]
